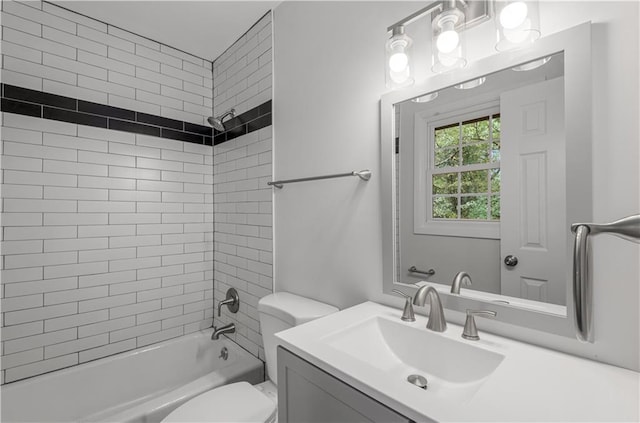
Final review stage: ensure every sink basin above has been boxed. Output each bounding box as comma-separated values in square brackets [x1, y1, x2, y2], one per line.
[321, 315, 504, 396]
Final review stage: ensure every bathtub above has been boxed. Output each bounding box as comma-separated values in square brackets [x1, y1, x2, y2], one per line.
[1, 329, 264, 422]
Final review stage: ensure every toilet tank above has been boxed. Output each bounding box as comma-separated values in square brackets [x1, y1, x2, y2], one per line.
[258, 292, 338, 384]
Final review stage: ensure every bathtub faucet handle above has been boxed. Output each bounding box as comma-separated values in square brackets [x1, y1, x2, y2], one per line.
[217, 288, 240, 317]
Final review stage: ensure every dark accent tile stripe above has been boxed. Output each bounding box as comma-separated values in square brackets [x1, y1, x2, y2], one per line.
[43, 107, 107, 128]
[108, 119, 160, 137]
[4, 84, 76, 111]
[1, 98, 42, 118]
[161, 128, 203, 144]
[395, 137, 400, 154]
[137, 112, 184, 131]
[1, 84, 270, 146]
[78, 100, 135, 121]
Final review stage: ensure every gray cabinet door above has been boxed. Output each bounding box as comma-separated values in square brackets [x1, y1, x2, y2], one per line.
[277, 346, 412, 423]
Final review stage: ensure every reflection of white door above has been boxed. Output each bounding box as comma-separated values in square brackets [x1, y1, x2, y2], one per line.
[500, 77, 566, 305]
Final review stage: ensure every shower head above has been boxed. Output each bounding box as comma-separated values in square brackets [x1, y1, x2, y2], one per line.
[207, 108, 236, 131]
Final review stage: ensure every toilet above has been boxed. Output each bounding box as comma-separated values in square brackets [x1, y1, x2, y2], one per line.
[162, 292, 338, 423]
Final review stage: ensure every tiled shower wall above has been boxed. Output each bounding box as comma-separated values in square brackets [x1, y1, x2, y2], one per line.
[0, 0, 214, 383]
[213, 12, 273, 361]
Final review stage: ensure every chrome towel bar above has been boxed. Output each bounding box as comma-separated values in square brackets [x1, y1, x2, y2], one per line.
[408, 266, 436, 276]
[268, 170, 371, 189]
[570, 214, 640, 343]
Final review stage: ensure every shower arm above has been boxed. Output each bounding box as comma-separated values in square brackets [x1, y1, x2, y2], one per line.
[570, 215, 640, 343]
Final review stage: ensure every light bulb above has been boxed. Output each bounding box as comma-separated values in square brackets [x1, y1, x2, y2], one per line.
[504, 18, 532, 43]
[500, 1, 528, 29]
[389, 52, 409, 73]
[437, 30, 460, 54]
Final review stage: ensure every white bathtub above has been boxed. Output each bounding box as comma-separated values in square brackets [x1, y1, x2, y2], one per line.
[1, 329, 264, 423]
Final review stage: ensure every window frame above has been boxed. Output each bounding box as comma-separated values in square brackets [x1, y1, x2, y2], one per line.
[414, 100, 501, 239]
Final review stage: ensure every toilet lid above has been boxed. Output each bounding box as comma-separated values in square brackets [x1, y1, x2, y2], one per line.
[162, 382, 276, 423]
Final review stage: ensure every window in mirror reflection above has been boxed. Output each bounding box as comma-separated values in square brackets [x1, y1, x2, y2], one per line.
[430, 113, 501, 222]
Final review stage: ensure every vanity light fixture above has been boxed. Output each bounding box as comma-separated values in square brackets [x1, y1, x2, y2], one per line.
[431, 1, 467, 73]
[385, 25, 415, 89]
[494, 0, 541, 51]
[454, 77, 486, 89]
[411, 92, 439, 103]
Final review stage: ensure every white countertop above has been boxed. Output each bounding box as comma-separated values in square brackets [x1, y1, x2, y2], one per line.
[275, 301, 640, 422]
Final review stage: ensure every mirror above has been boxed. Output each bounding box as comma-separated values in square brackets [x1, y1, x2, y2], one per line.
[396, 53, 566, 311]
[381, 23, 591, 337]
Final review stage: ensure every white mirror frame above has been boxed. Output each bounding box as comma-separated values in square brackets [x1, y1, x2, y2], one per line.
[381, 22, 592, 338]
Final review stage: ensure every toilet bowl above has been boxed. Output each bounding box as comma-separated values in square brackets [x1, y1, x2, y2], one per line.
[162, 292, 338, 423]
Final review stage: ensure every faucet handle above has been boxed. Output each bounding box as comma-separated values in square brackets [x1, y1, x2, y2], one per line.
[462, 309, 497, 341]
[392, 289, 416, 322]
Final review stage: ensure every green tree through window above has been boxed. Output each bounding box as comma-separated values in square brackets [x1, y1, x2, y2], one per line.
[431, 114, 500, 221]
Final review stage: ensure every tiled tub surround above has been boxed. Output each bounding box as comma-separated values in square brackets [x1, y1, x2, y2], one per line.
[0, 0, 216, 384]
[212, 12, 273, 363]
[1, 84, 213, 145]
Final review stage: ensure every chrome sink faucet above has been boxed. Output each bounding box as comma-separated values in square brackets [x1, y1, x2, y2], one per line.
[413, 286, 447, 332]
[451, 271, 472, 294]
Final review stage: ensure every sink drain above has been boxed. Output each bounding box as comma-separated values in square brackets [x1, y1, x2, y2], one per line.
[407, 374, 428, 390]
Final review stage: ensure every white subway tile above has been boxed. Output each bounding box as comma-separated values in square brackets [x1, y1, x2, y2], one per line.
[43, 26, 106, 55]
[4, 199, 77, 213]
[109, 213, 160, 225]
[135, 67, 182, 90]
[4, 141, 77, 162]
[136, 135, 183, 152]
[4, 277, 75, 298]
[44, 309, 108, 332]
[0, 240, 43, 255]
[136, 90, 182, 110]
[78, 293, 135, 313]
[79, 338, 135, 363]
[0, 213, 42, 226]
[137, 180, 183, 193]
[78, 201, 135, 213]
[2, 27, 75, 59]
[161, 85, 202, 105]
[161, 192, 203, 203]
[161, 63, 202, 85]
[1, 157, 42, 174]
[109, 299, 160, 319]
[78, 247, 136, 263]
[109, 257, 160, 272]
[108, 70, 159, 94]
[136, 202, 182, 213]
[160, 44, 203, 66]
[136, 305, 182, 325]
[137, 285, 182, 303]
[108, 47, 159, 72]
[4, 55, 76, 85]
[3, 112, 77, 135]
[5, 353, 78, 383]
[109, 278, 160, 296]
[109, 322, 160, 343]
[43, 133, 108, 153]
[41, 2, 106, 32]
[107, 26, 159, 51]
[44, 285, 108, 306]
[4, 170, 77, 188]
[0, 348, 43, 370]
[44, 52, 107, 80]
[43, 160, 108, 177]
[42, 79, 108, 105]
[109, 190, 160, 202]
[135, 44, 182, 68]
[78, 316, 134, 338]
[4, 303, 77, 326]
[77, 50, 135, 76]
[78, 270, 135, 288]
[182, 61, 211, 79]
[78, 25, 134, 52]
[77, 125, 135, 144]
[1, 126, 42, 145]
[0, 39, 42, 63]
[1, 294, 43, 313]
[5, 251, 76, 269]
[160, 107, 203, 126]
[3, 0, 76, 33]
[78, 151, 135, 167]
[44, 261, 108, 279]
[162, 311, 203, 330]
[162, 233, 203, 245]
[77, 75, 136, 100]
[108, 142, 160, 159]
[136, 264, 183, 280]
[78, 175, 135, 190]
[77, 225, 135, 238]
[136, 244, 183, 258]
[162, 291, 203, 308]
[44, 333, 108, 359]
[1, 11, 42, 36]
[44, 213, 107, 226]
[136, 224, 183, 235]
[44, 187, 108, 201]
[3, 226, 77, 241]
[108, 235, 160, 248]
[137, 326, 182, 347]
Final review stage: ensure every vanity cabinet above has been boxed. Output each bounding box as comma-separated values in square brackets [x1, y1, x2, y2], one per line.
[277, 346, 413, 423]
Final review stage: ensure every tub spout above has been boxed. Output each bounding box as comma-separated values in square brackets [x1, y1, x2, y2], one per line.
[211, 323, 235, 340]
